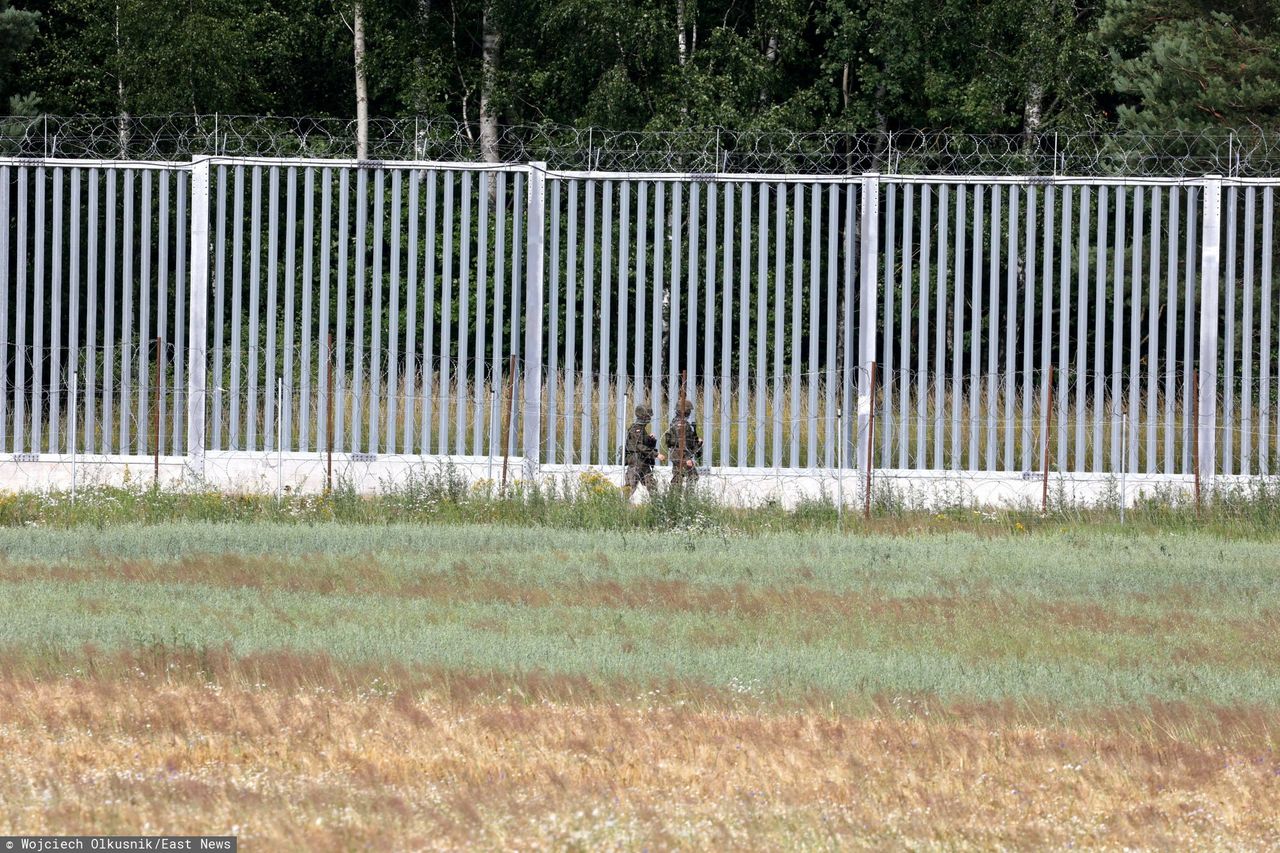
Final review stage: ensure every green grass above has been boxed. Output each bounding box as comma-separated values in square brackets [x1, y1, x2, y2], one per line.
[2, 522, 1278, 710]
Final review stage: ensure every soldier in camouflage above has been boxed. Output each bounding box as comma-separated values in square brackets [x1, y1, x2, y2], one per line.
[622, 404, 660, 502]
[662, 399, 703, 488]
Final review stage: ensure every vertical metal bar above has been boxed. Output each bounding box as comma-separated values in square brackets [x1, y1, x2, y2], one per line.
[493, 172, 506, 456]
[899, 184, 913, 469]
[283, 167, 297, 452]
[185, 160, 210, 471]
[1165, 187, 1180, 472]
[739, 183, 752, 466]
[511, 174, 524, 373]
[687, 181, 701, 461]
[336, 169, 350, 451]
[599, 179, 613, 466]
[1057, 186, 1072, 472]
[618, 180, 631, 462]
[476, 171, 490, 454]
[300, 167, 314, 452]
[229, 167, 243, 447]
[843, 183, 858, 471]
[421, 170, 437, 453]
[1005, 185, 1019, 470]
[1110, 189, 1125, 471]
[247, 167, 262, 449]
[49, 168, 63, 453]
[858, 173, 880, 476]
[1223, 186, 1237, 473]
[1183, 186, 1200, 473]
[1040, 186, 1053, 473]
[0, 165, 8, 452]
[651, 182, 664, 439]
[714, 181, 727, 464]
[883, 183, 897, 466]
[917, 185, 931, 469]
[755, 183, 767, 467]
[265, 166, 279, 451]
[565, 179, 578, 460]
[211, 168, 225, 449]
[455, 171, 469, 453]
[1198, 176, 1221, 484]
[986, 184, 1002, 470]
[1260, 188, 1273, 474]
[134, 169, 146, 455]
[438, 171, 453, 453]
[369, 169, 385, 454]
[773, 183, 785, 467]
[522, 161, 547, 477]
[824, 183, 838, 468]
[174, 169, 188, 451]
[808, 182, 820, 468]
[1129, 188, 1144, 474]
[633, 181, 646, 436]
[791, 183, 802, 467]
[581, 179, 595, 463]
[1244, 188, 1256, 474]
[100, 169, 114, 454]
[84, 169, 99, 450]
[32, 167, 46, 454]
[14, 167, 28, 452]
[319, 168, 332, 455]
[969, 186, 984, 468]
[1092, 186, 1107, 472]
[353, 167, 369, 452]
[934, 184, 948, 470]
[1074, 186, 1091, 473]
[1022, 186, 1036, 472]
[1148, 187, 1162, 472]
[951, 185, 965, 469]
[119, 168, 132, 453]
[158, 170, 170, 455]
[68, 169, 81, 454]
[550, 178, 562, 461]
[387, 170, 402, 454]
[670, 183, 682, 431]
[152, 171, 165, 454]
[839, 181, 849, 468]
[404, 170, 419, 453]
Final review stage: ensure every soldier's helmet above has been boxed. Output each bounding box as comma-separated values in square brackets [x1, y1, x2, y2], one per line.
[634, 404, 652, 422]
[677, 399, 694, 416]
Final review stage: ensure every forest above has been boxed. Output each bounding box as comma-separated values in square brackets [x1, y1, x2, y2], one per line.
[2, 0, 1278, 147]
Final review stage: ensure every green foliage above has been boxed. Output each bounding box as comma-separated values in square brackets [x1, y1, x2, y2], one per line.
[1101, 0, 1280, 132]
[0, 0, 39, 113]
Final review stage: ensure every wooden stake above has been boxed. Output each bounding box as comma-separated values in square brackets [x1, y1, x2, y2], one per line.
[864, 361, 876, 521]
[1042, 364, 1055, 515]
[153, 336, 162, 487]
[500, 353, 517, 495]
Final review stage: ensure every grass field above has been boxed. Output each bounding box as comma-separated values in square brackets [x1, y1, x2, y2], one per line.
[1, 521, 1279, 849]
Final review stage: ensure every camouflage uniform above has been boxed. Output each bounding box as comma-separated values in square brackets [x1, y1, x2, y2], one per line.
[662, 399, 704, 487]
[622, 404, 659, 496]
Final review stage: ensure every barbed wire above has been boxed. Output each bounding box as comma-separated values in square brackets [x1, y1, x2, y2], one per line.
[3, 114, 1280, 177]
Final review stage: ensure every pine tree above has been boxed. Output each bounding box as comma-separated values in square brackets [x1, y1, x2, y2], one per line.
[0, 0, 40, 113]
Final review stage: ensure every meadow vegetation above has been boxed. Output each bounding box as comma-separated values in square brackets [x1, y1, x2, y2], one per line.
[0, 518, 1278, 847]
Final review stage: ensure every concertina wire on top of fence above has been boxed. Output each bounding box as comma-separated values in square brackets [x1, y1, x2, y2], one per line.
[4, 114, 1280, 177]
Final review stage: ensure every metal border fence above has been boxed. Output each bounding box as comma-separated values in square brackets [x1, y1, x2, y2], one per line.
[3, 151, 1276, 495]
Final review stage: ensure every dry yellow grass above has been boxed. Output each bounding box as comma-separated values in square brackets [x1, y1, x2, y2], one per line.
[1, 673, 1277, 850]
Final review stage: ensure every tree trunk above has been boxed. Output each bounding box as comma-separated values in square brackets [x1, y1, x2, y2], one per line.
[676, 0, 688, 66]
[479, 0, 500, 163]
[353, 0, 369, 160]
[413, 0, 432, 157]
[1023, 79, 1044, 150]
[758, 33, 778, 106]
[115, 2, 129, 155]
